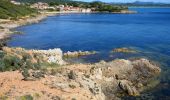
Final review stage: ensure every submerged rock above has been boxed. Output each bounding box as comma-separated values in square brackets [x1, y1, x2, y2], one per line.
[112, 47, 137, 53]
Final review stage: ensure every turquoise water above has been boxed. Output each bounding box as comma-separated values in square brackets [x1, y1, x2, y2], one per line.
[8, 8, 170, 99]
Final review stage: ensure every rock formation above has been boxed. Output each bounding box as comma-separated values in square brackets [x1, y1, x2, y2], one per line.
[112, 47, 137, 53]
[2, 47, 65, 65]
[64, 50, 97, 57]
[0, 47, 161, 100]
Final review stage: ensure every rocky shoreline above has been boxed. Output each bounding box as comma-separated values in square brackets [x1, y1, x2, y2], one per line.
[0, 47, 161, 100]
[0, 10, 161, 100]
[0, 12, 59, 42]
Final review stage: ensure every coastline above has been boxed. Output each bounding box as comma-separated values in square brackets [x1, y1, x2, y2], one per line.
[0, 12, 59, 41]
[0, 47, 161, 99]
[0, 9, 164, 99]
[0, 11, 92, 41]
[0, 10, 137, 41]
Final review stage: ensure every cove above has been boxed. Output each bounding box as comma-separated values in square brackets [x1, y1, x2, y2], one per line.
[7, 8, 170, 99]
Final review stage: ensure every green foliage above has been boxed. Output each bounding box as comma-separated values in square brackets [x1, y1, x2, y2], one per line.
[0, 95, 8, 100]
[33, 93, 40, 99]
[21, 68, 30, 80]
[14, 0, 127, 12]
[2, 55, 22, 71]
[19, 94, 33, 100]
[0, 40, 7, 49]
[69, 84, 76, 89]
[90, 1, 127, 12]
[0, 52, 41, 72]
[0, 0, 37, 19]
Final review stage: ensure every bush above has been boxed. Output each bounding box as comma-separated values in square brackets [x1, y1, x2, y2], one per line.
[21, 68, 30, 80]
[0, 53, 40, 72]
[3, 55, 22, 71]
[19, 94, 33, 100]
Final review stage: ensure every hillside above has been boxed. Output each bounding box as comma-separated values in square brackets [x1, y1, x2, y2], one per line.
[0, 0, 37, 19]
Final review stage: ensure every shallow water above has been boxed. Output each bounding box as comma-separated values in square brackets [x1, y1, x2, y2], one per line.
[7, 8, 170, 99]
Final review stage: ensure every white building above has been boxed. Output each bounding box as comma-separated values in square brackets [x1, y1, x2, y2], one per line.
[81, 8, 91, 13]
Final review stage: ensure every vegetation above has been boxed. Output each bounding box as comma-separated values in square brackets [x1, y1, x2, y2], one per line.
[0, 40, 7, 49]
[90, 2, 127, 12]
[19, 94, 33, 100]
[0, 51, 40, 72]
[15, 0, 127, 12]
[0, 0, 37, 19]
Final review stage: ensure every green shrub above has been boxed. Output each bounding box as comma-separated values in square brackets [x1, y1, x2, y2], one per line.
[21, 68, 30, 80]
[0, 53, 40, 72]
[69, 84, 76, 89]
[0, 95, 8, 100]
[3, 55, 21, 71]
[19, 94, 33, 100]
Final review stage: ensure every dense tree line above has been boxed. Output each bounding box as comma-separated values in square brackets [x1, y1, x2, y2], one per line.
[90, 2, 127, 12]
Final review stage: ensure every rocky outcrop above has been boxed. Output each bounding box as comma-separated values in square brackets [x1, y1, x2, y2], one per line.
[2, 47, 65, 65]
[88, 58, 161, 99]
[2, 47, 98, 65]
[64, 50, 97, 57]
[112, 47, 137, 53]
[0, 47, 161, 100]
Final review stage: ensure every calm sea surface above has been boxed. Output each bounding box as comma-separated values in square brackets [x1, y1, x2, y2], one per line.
[8, 8, 170, 99]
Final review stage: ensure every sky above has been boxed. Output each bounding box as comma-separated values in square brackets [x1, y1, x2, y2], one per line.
[76, 0, 170, 3]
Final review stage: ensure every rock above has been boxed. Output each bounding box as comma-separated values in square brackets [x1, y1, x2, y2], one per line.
[68, 70, 76, 80]
[91, 67, 103, 80]
[137, 83, 143, 88]
[112, 47, 137, 53]
[79, 76, 105, 100]
[96, 59, 133, 77]
[51, 83, 69, 90]
[2, 47, 65, 65]
[0, 47, 161, 99]
[119, 80, 139, 96]
[32, 70, 45, 79]
[132, 58, 161, 75]
[64, 50, 96, 57]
